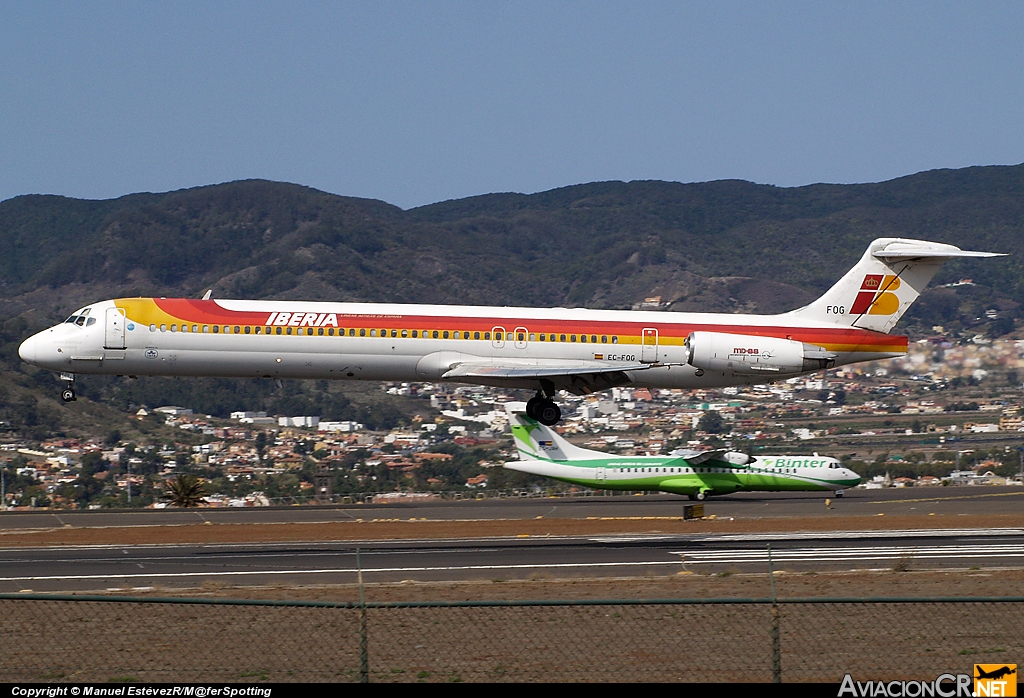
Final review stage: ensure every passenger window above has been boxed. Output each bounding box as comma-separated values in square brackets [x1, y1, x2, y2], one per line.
[318, 327, 324, 336]
[579, 334, 585, 342]
[591, 335, 597, 343]
[391, 329, 397, 338]
[286, 327, 293, 335]
[484, 332, 490, 340]
[474, 332, 480, 340]
[245, 326, 251, 334]
[160, 324, 167, 332]
[202, 325, 209, 333]
[453, 331, 460, 339]
[529, 333, 536, 341]
[518, 333, 524, 341]
[213, 326, 219, 333]
[443, 331, 449, 339]
[359, 328, 366, 337]
[601, 335, 607, 343]
[306, 328, 313, 336]
[370, 329, 377, 337]
[539, 334, 545, 341]
[560, 334, 566, 342]
[232, 326, 239, 334]
[328, 328, 335, 336]
[495, 331, 502, 341]
[349, 328, 355, 336]
[432, 330, 439, 339]
[276, 327, 282, 335]
[411, 330, 418, 338]
[223, 326, 229, 334]
[612, 336, 618, 344]
[401, 329, 408, 338]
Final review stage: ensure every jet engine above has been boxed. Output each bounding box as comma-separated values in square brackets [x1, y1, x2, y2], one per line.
[685, 331, 835, 375]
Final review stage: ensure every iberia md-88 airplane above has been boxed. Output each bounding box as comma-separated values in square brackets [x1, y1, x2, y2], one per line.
[18, 238, 1003, 425]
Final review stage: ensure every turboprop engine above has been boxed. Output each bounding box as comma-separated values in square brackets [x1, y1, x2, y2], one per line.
[685, 331, 835, 375]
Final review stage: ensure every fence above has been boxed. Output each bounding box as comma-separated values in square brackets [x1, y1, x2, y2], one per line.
[1, 594, 1022, 683]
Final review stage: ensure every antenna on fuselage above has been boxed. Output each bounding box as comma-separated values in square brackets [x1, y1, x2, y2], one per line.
[202, 290, 213, 300]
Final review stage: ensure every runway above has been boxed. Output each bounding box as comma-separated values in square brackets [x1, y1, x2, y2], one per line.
[2, 527, 1022, 593]
[1, 485, 1022, 531]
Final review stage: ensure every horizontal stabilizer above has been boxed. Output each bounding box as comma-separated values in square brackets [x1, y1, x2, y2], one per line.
[870, 240, 1006, 261]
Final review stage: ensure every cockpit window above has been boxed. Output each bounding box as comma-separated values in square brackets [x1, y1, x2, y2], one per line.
[64, 307, 93, 326]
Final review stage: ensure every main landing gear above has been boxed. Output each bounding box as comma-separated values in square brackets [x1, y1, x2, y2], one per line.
[525, 394, 561, 426]
[60, 372, 76, 402]
[688, 491, 708, 501]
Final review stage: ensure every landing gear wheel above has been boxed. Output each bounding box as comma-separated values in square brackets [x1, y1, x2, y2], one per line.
[688, 493, 698, 501]
[536, 400, 561, 426]
[525, 396, 544, 421]
[695, 490, 707, 501]
[61, 387, 76, 402]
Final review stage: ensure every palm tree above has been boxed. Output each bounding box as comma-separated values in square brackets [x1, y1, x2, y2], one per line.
[164, 474, 207, 508]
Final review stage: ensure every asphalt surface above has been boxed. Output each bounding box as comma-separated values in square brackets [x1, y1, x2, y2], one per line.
[1, 527, 1022, 593]
[1, 486, 1023, 530]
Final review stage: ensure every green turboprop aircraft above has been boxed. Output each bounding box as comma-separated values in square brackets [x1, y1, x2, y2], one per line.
[504, 403, 861, 500]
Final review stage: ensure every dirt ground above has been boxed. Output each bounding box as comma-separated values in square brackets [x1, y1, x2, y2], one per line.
[90, 567, 1024, 603]
[2, 511, 1023, 547]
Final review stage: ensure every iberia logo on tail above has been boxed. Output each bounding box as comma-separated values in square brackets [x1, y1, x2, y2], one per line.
[850, 274, 901, 316]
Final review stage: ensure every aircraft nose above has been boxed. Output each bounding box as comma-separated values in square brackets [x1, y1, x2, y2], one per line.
[18, 335, 37, 364]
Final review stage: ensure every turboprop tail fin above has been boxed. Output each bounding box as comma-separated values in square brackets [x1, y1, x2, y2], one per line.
[785, 238, 1004, 333]
[506, 402, 607, 462]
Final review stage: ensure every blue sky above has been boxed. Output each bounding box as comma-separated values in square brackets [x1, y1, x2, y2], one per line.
[2, 2, 1023, 209]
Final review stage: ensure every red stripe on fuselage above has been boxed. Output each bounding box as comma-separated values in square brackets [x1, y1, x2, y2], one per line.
[153, 299, 270, 325]
[146, 299, 906, 351]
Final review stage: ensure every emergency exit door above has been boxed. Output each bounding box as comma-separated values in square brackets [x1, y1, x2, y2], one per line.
[641, 327, 658, 363]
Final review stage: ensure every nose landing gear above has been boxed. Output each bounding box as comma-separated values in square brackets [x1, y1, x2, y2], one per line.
[60, 372, 76, 402]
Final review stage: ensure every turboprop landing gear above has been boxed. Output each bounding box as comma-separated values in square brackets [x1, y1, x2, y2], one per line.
[689, 490, 708, 501]
[60, 372, 76, 402]
[525, 392, 562, 426]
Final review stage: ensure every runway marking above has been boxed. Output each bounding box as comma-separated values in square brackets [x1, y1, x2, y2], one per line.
[590, 528, 1024, 543]
[870, 491, 1024, 504]
[673, 544, 1024, 564]
[0, 559, 682, 583]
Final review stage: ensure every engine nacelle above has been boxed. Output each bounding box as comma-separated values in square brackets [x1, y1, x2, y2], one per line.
[685, 331, 835, 375]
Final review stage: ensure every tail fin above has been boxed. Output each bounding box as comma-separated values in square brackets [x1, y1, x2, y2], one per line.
[786, 238, 1004, 333]
[506, 402, 606, 462]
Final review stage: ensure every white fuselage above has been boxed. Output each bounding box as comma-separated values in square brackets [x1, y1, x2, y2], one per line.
[18, 297, 905, 392]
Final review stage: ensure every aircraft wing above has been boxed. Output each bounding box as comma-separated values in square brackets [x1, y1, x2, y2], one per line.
[442, 360, 652, 395]
[668, 448, 752, 468]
